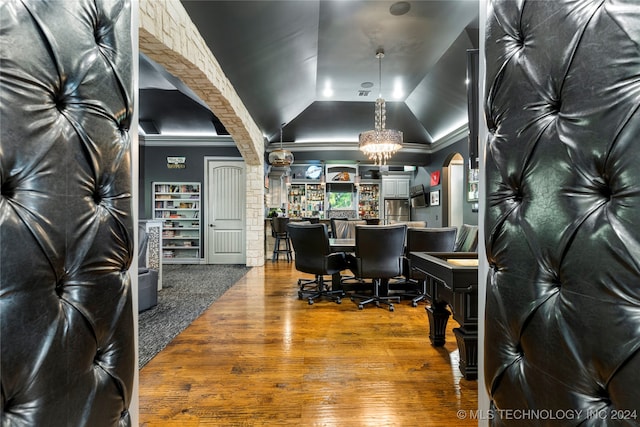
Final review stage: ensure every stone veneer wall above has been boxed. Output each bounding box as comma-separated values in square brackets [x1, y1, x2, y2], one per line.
[138, 0, 265, 266]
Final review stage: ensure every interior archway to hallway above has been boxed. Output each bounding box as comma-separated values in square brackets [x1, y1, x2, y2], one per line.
[138, 0, 265, 266]
[441, 152, 465, 229]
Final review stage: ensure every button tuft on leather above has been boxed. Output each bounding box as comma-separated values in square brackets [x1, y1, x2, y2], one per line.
[485, 1, 640, 419]
[2, 1, 134, 423]
[54, 92, 67, 112]
[55, 281, 64, 297]
[1, 180, 15, 198]
[512, 187, 523, 203]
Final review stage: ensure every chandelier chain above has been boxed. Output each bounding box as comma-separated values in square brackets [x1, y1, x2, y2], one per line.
[359, 47, 402, 166]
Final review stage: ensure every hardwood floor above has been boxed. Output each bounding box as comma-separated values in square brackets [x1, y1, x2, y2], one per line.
[138, 261, 478, 426]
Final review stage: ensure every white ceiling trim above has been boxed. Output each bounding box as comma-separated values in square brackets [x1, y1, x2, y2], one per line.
[140, 134, 237, 147]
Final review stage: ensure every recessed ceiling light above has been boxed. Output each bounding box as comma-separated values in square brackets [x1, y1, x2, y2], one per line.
[389, 1, 411, 16]
[361, 81, 374, 89]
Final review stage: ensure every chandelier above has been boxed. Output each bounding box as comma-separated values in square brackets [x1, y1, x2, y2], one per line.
[268, 124, 294, 167]
[359, 48, 403, 165]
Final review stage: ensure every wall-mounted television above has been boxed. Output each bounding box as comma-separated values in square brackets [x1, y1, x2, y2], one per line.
[410, 185, 427, 208]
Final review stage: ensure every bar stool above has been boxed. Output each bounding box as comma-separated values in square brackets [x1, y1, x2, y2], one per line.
[271, 217, 292, 262]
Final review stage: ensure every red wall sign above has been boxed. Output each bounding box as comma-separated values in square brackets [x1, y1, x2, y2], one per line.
[430, 171, 441, 186]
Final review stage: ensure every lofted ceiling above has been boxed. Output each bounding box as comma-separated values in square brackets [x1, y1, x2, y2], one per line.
[139, 0, 479, 164]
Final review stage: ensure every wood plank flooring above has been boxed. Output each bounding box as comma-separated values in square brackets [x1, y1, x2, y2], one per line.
[138, 261, 478, 426]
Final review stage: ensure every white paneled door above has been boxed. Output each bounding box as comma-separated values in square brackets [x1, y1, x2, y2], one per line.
[206, 160, 245, 264]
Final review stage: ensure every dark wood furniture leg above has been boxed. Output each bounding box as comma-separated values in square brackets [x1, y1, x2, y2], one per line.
[425, 301, 450, 346]
[453, 326, 478, 380]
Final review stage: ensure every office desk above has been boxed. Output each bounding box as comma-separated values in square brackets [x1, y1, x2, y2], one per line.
[410, 251, 478, 380]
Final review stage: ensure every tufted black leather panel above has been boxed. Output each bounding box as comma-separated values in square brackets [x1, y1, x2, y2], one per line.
[484, 1, 640, 425]
[1, 1, 134, 426]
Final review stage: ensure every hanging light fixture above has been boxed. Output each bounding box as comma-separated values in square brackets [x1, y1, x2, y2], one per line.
[268, 123, 294, 167]
[359, 48, 403, 165]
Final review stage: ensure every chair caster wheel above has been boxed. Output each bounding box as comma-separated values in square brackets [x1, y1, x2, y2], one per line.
[358, 304, 364, 310]
[389, 304, 394, 312]
[298, 292, 303, 300]
[350, 296, 355, 301]
[411, 301, 418, 307]
[308, 299, 314, 305]
[336, 298, 342, 304]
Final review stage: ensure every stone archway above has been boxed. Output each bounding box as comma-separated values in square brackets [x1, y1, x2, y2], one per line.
[138, 0, 265, 266]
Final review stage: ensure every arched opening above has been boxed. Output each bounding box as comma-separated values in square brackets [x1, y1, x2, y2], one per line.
[441, 152, 464, 228]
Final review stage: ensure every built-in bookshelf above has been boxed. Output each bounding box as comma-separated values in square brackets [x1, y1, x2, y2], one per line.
[153, 182, 201, 263]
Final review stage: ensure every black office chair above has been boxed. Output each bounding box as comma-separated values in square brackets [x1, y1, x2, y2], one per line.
[329, 218, 362, 239]
[271, 217, 292, 262]
[287, 222, 347, 304]
[330, 218, 347, 239]
[347, 224, 407, 311]
[399, 227, 457, 306]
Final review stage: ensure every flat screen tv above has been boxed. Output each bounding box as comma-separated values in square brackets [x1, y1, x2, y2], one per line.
[410, 185, 427, 208]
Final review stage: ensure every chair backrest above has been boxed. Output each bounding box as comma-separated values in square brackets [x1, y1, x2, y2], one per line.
[332, 219, 366, 239]
[387, 220, 427, 231]
[354, 224, 407, 278]
[272, 216, 290, 234]
[330, 218, 347, 238]
[406, 227, 457, 254]
[454, 224, 478, 252]
[307, 217, 320, 224]
[287, 222, 333, 274]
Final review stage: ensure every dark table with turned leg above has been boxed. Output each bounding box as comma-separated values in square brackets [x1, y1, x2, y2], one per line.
[409, 252, 478, 380]
[328, 238, 355, 291]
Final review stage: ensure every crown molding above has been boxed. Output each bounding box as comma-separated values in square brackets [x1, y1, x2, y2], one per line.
[139, 134, 236, 147]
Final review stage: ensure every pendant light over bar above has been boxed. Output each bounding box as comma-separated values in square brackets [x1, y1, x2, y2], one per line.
[359, 48, 403, 165]
[268, 123, 294, 167]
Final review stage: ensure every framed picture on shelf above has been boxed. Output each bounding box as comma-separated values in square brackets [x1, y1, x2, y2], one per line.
[430, 190, 440, 206]
[467, 168, 479, 202]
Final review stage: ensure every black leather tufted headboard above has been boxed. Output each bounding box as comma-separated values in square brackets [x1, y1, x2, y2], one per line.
[1, 1, 134, 425]
[484, 1, 640, 425]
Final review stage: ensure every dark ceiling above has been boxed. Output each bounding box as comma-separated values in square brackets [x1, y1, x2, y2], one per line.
[139, 0, 479, 163]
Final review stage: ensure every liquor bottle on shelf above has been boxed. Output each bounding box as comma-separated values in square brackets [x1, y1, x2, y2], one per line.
[358, 183, 380, 219]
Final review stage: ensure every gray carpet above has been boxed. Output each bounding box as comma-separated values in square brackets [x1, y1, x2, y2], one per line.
[138, 264, 250, 368]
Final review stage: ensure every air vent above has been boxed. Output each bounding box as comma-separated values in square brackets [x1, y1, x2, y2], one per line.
[358, 90, 371, 96]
